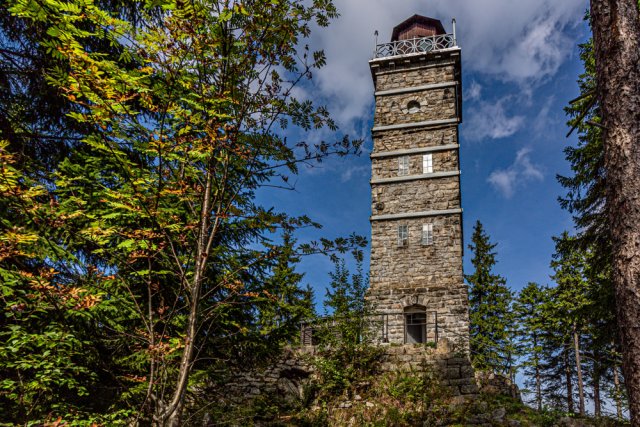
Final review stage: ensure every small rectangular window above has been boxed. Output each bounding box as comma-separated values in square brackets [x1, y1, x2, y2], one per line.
[423, 154, 433, 174]
[398, 156, 409, 176]
[397, 225, 408, 247]
[422, 224, 433, 245]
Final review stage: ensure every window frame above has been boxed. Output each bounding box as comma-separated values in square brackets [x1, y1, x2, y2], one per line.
[422, 223, 434, 246]
[398, 155, 410, 176]
[422, 153, 433, 174]
[397, 224, 408, 247]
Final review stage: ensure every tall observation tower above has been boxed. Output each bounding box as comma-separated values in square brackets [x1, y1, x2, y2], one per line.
[367, 15, 469, 350]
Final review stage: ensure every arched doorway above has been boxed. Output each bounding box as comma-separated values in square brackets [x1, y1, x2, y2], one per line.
[404, 304, 427, 344]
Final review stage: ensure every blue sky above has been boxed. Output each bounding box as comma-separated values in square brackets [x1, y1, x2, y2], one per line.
[258, 0, 591, 307]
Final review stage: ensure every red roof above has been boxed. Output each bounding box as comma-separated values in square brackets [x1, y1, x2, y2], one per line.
[391, 14, 446, 41]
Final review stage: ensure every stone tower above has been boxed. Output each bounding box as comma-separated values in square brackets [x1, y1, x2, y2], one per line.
[368, 15, 469, 350]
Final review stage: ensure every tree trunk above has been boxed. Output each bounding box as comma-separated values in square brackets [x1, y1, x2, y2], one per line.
[593, 353, 602, 418]
[573, 324, 586, 416]
[614, 364, 624, 421]
[564, 345, 575, 414]
[158, 172, 215, 426]
[590, 0, 640, 422]
[534, 335, 542, 411]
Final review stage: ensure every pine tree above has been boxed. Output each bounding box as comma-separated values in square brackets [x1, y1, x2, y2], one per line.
[465, 220, 514, 375]
[585, 0, 640, 418]
[560, 7, 632, 417]
[514, 282, 549, 411]
[551, 233, 592, 416]
[313, 249, 383, 397]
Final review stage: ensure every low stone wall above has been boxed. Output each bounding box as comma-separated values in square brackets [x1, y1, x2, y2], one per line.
[223, 347, 317, 403]
[222, 340, 477, 403]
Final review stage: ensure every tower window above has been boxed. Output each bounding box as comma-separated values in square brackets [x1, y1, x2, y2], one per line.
[422, 224, 434, 245]
[397, 225, 408, 247]
[398, 156, 409, 176]
[423, 154, 433, 174]
[407, 100, 421, 113]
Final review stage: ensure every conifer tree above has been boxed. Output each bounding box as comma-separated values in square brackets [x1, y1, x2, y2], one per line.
[465, 220, 514, 375]
[324, 248, 369, 345]
[589, 0, 640, 415]
[551, 233, 592, 416]
[560, 8, 631, 417]
[514, 282, 549, 411]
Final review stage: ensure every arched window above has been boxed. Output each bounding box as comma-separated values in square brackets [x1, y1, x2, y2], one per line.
[404, 304, 427, 344]
[407, 100, 421, 113]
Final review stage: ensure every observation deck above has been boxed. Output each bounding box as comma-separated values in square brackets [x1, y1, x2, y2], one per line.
[373, 33, 457, 59]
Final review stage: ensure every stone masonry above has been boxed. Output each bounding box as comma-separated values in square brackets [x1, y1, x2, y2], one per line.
[367, 16, 471, 353]
[222, 340, 477, 403]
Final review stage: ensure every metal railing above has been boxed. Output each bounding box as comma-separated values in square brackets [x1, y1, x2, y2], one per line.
[299, 311, 439, 346]
[374, 34, 456, 59]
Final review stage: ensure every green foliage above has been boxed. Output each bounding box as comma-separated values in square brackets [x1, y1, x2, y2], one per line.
[1, 0, 361, 423]
[312, 250, 384, 400]
[554, 8, 629, 418]
[291, 367, 450, 427]
[560, 30, 608, 266]
[513, 282, 549, 410]
[465, 220, 516, 376]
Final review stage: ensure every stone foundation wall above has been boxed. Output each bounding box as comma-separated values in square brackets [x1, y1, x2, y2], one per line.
[222, 342, 477, 403]
[380, 343, 477, 396]
[222, 347, 316, 402]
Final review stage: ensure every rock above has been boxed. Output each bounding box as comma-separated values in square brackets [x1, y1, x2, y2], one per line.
[354, 394, 362, 401]
[366, 401, 375, 408]
[460, 384, 479, 394]
[554, 417, 594, 427]
[276, 377, 301, 402]
[491, 407, 506, 421]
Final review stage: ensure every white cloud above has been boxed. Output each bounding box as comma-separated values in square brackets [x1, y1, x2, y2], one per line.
[340, 165, 369, 183]
[488, 147, 544, 198]
[304, 0, 585, 134]
[533, 96, 556, 134]
[466, 80, 482, 102]
[487, 169, 518, 198]
[464, 97, 525, 141]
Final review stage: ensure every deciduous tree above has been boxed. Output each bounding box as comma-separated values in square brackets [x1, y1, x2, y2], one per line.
[2, 0, 361, 424]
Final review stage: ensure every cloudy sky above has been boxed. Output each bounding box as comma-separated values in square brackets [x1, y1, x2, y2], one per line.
[258, 0, 591, 306]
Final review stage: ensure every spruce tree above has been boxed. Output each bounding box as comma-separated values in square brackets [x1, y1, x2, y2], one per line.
[514, 282, 549, 411]
[560, 9, 632, 417]
[465, 220, 514, 375]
